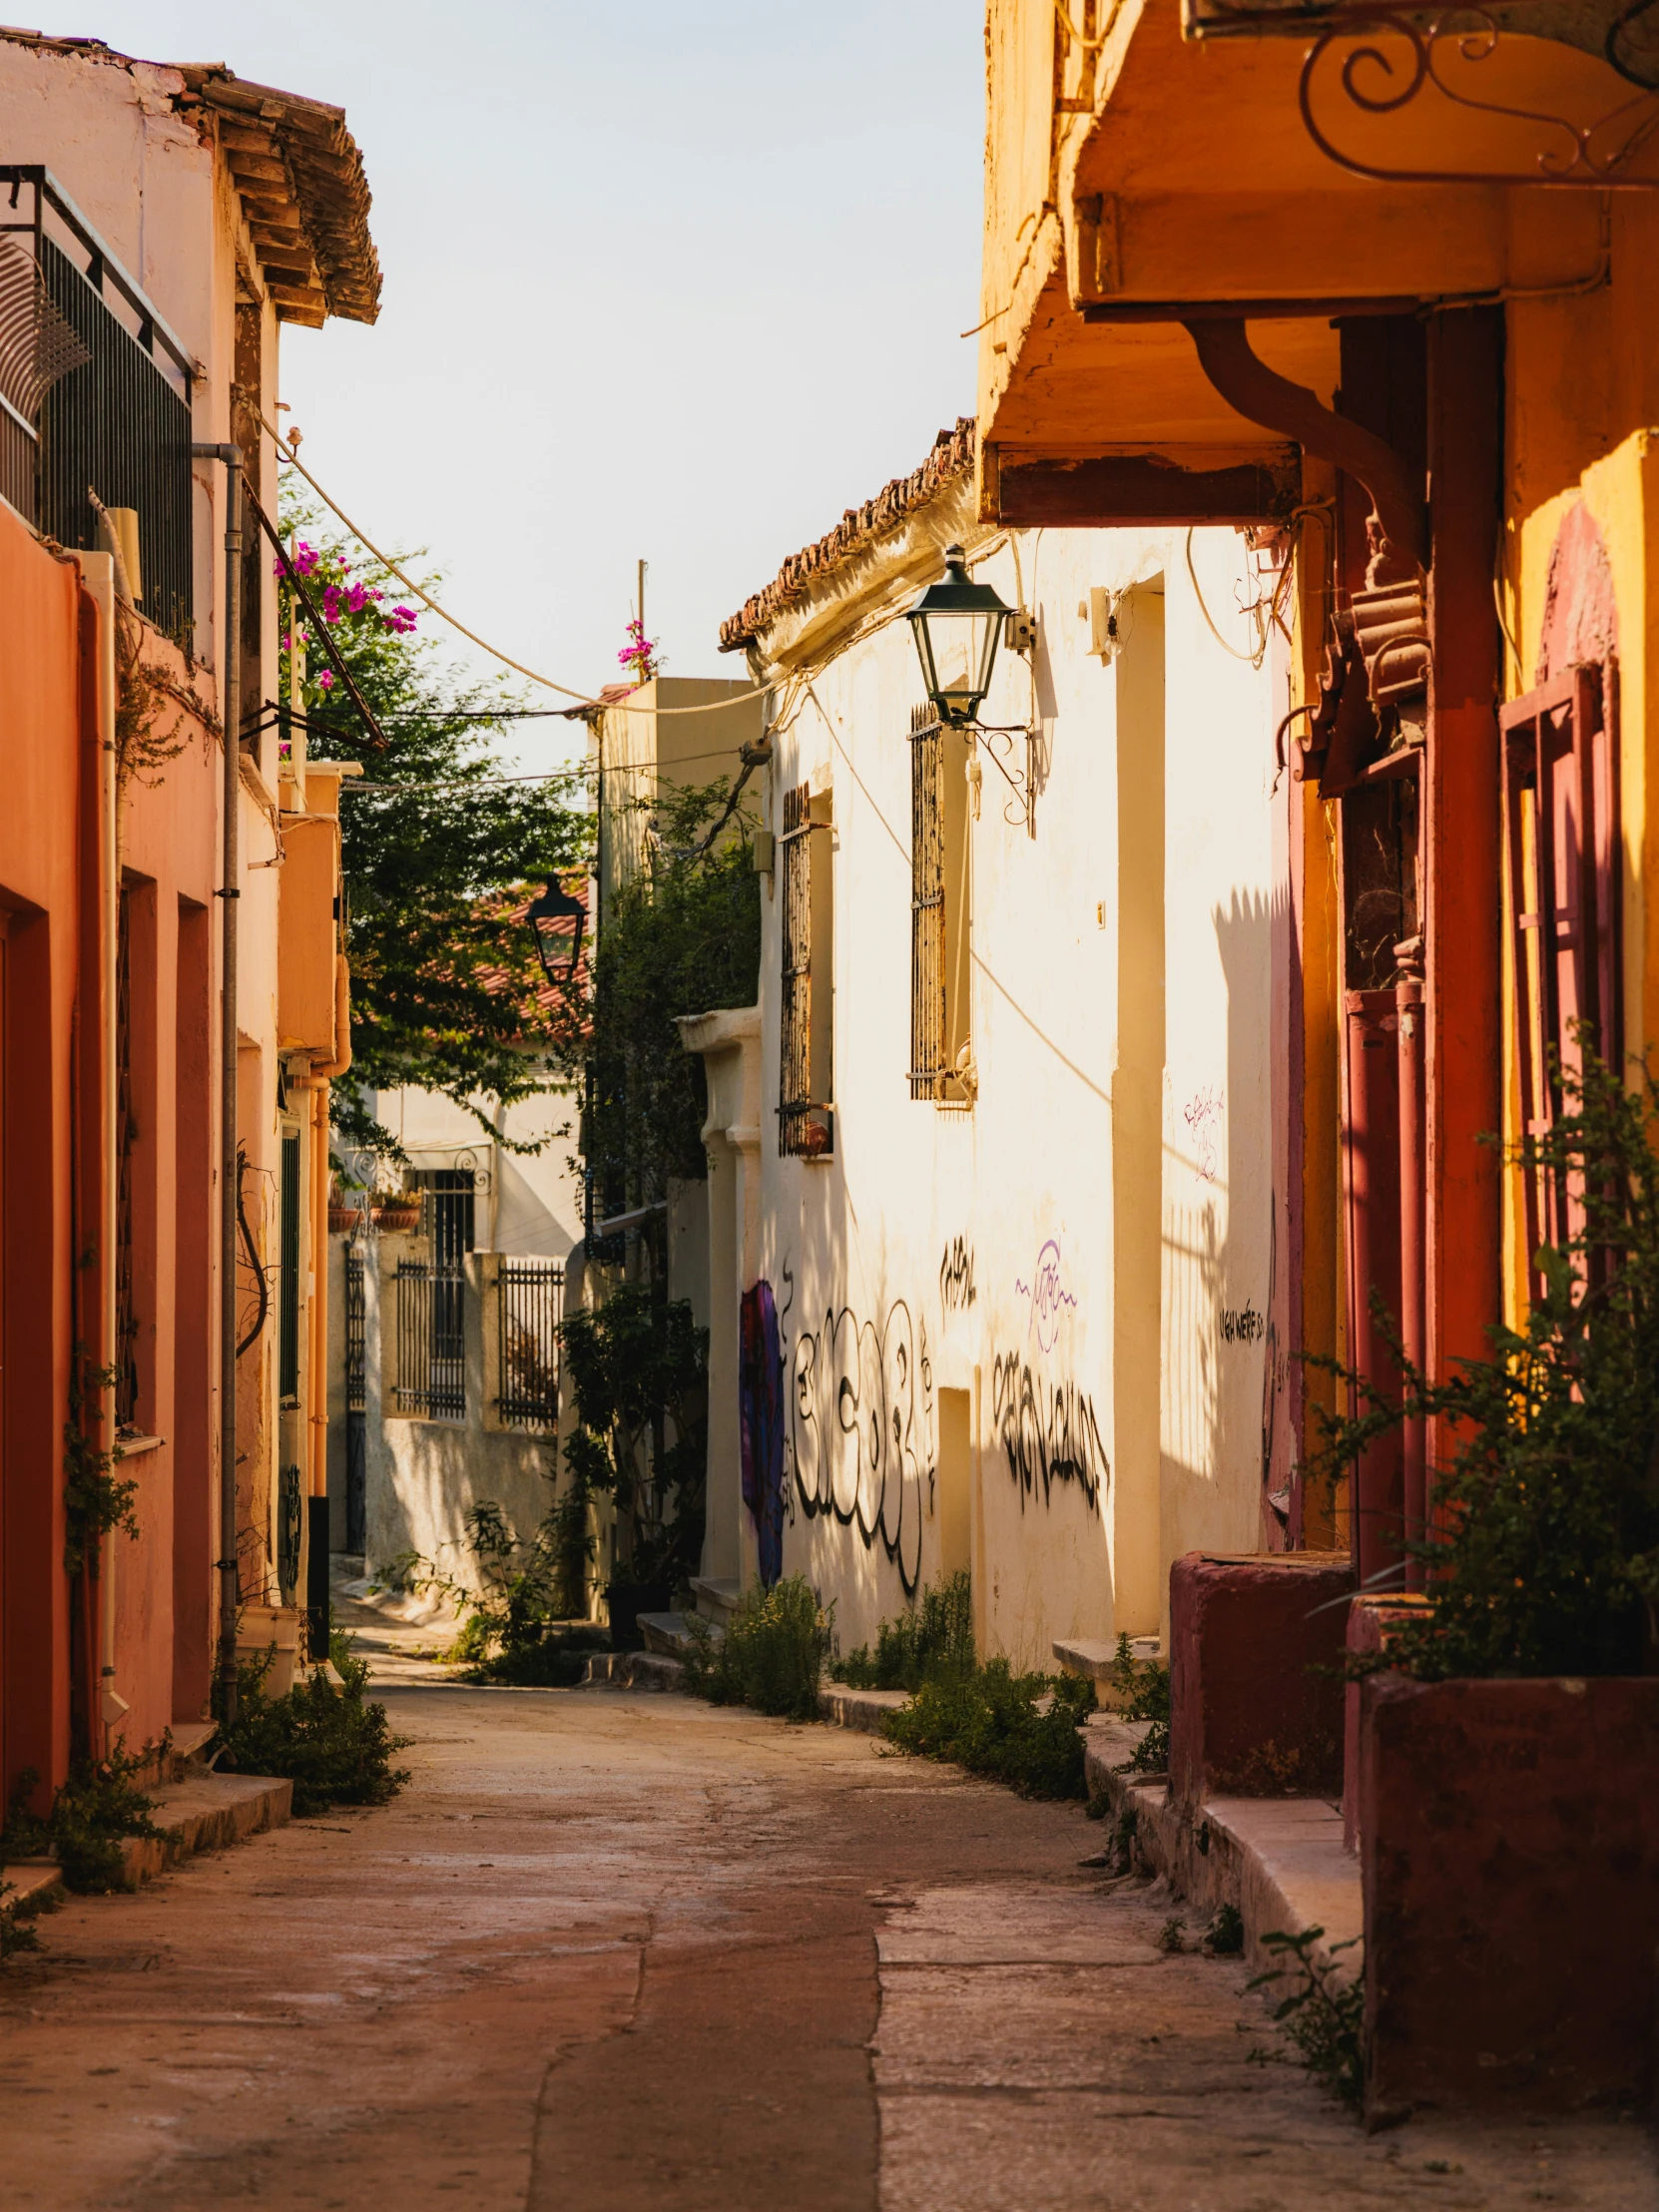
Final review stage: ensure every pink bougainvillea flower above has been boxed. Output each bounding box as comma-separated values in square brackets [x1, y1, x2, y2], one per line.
[318, 669, 334, 690]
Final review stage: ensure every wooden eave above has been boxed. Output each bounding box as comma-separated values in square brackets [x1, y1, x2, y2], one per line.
[176, 65, 381, 326]
[977, 0, 1647, 523]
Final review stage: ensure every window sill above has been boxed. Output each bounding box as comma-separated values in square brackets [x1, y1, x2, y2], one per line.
[114, 1432, 164, 1457]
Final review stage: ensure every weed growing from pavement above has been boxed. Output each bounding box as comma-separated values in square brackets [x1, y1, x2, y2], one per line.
[1106, 1634, 1170, 1774]
[1205, 1903, 1246, 1954]
[831, 1573, 974, 1691]
[0, 1882, 42, 1960]
[681, 1575, 832, 1721]
[403, 1495, 606, 1684]
[1157, 1917, 1186, 1953]
[217, 1634, 411, 1818]
[884, 1659, 1095, 1799]
[1248, 1925, 1366, 2105]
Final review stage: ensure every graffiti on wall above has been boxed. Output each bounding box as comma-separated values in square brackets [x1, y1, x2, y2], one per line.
[1183, 1087, 1224, 1184]
[1013, 1238, 1077, 1354]
[939, 1237, 977, 1312]
[1220, 1303, 1266, 1344]
[990, 1351, 1108, 1514]
[785, 1272, 933, 1596]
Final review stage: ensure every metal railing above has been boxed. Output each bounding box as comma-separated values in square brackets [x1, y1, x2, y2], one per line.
[0, 170, 194, 642]
[394, 1258, 465, 1420]
[497, 1260, 563, 1427]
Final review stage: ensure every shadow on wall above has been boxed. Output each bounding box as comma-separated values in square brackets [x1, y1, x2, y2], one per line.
[1160, 887, 1278, 1555]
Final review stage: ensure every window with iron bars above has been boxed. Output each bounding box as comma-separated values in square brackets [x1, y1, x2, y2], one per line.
[1501, 659, 1620, 1288]
[497, 1260, 564, 1427]
[779, 782, 834, 1156]
[908, 705, 974, 1103]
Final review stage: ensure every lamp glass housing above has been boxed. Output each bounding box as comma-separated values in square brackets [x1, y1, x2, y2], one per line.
[906, 543, 1010, 725]
[526, 879, 585, 988]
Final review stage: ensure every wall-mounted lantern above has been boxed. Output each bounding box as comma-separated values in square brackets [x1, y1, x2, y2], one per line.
[526, 878, 585, 988]
[906, 543, 1012, 726]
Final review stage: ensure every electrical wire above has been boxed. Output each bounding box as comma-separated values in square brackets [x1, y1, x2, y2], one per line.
[255, 404, 773, 718]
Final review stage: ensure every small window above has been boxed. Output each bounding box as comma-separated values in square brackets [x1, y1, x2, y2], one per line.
[779, 782, 833, 1156]
[1500, 659, 1620, 1276]
[909, 705, 973, 1103]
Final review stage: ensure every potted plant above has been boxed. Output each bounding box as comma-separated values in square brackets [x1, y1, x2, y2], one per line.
[1312, 1046, 1659, 2119]
[370, 1189, 421, 1235]
[560, 1281, 708, 1649]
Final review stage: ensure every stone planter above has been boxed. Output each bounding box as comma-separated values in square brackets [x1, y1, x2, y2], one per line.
[1361, 1673, 1659, 2117]
[371, 1203, 421, 1235]
[1169, 1550, 1354, 1804]
[236, 1604, 301, 1698]
[327, 1203, 362, 1235]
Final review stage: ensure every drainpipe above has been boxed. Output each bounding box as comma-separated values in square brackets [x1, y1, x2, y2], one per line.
[192, 442, 244, 1726]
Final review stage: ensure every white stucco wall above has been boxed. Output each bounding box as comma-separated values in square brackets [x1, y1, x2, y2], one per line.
[362, 1082, 585, 1260]
[745, 520, 1278, 1668]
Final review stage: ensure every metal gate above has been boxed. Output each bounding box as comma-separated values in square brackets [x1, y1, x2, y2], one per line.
[394, 1258, 465, 1419]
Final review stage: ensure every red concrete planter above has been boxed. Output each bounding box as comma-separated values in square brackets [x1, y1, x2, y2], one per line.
[1168, 1551, 1354, 1805]
[1361, 1674, 1659, 2116]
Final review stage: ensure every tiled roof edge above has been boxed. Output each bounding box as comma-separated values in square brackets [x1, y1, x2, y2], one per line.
[718, 416, 975, 655]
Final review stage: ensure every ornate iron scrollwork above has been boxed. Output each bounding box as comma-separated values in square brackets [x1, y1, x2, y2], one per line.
[1297, 7, 1659, 185]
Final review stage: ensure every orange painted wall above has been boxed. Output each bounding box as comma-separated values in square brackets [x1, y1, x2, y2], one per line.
[0, 506, 96, 1801]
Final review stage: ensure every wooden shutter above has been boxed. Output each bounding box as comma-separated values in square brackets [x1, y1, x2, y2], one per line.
[1499, 660, 1619, 1272]
[779, 783, 813, 1151]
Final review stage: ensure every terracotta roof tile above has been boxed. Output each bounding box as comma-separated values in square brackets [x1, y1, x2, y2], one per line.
[719, 417, 975, 654]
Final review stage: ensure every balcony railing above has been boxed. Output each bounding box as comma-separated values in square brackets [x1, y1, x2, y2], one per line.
[0, 168, 195, 642]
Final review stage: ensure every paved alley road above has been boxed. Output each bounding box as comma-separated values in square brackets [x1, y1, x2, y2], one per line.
[1, 1686, 1653, 2211]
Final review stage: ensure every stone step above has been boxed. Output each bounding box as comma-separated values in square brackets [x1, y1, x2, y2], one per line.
[580, 1650, 687, 1692]
[1, 1861, 64, 1912]
[638, 1610, 701, 1656]
[119, 1772, 292, 1887]
[1082, 1718, 1360, 1984]
[819, 1685, 911, 1733]
[690, 1576, 740, 1629]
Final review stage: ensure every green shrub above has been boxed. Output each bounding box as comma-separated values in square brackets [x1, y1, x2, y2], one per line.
[1307, 1046, 1659, 1681]
[682, 1575, 830, 1721]
[0, 1747, 161, 1894]
[1107, 1632, 1171, 1774]
[401, 1493, 601, 1682]
[833, 1572, 974, 1691]
[884, 1659, 1095, 1799]
[217, 1639, 410, 1818]
[0, 1881, 42, 1961]
[460, 1621, 611, 1688]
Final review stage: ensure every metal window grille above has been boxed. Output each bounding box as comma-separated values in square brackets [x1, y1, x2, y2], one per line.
[909, 705, 947, 1098]
[344, 1249, 366, 1412]
[114, 890, 139, 1427]
[414, 1168, 476, 1265]
[1501, 660, 1620, 1284]
[497, 1260, 564, 1427]
[276, 1459, 303, 1605]
[394, 1258, 466, 1419]
[278, 1131, 301, 1402]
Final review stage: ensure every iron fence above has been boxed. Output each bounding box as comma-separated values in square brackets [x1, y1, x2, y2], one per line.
[497, 1260, 563, 1427]
[394, 1258, 466, 1419]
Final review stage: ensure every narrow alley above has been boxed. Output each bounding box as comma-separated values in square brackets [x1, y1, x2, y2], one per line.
[1, 1677, 1648, 2211]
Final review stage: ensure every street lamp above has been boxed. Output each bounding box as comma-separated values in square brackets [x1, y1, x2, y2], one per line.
[906, 542, 1011, 725]
[525, 878, 585, 988]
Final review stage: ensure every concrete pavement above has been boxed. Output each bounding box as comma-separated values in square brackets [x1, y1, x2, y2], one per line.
[0, 1685, 1652, 2209]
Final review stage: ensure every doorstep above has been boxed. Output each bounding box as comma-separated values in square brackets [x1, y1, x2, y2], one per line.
[580, 1651, 687, 1692]
[638, 1610, 702, 1657]
[690, 1576, 740, 1630]
[819, 1686, 910, 1733]
[1084, 1717, 1360, 1985]
[2, 1860, 64, 1911]
[119, 1773, 293, 1887]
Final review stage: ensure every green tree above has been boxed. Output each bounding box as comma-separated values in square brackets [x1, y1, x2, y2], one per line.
[276, 495, 591, 1157]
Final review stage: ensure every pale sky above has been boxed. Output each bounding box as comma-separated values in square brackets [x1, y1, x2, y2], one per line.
[42, 3, 984, 760]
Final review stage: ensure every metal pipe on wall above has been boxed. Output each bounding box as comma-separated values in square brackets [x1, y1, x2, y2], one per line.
[191, 440, 244, 1725]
